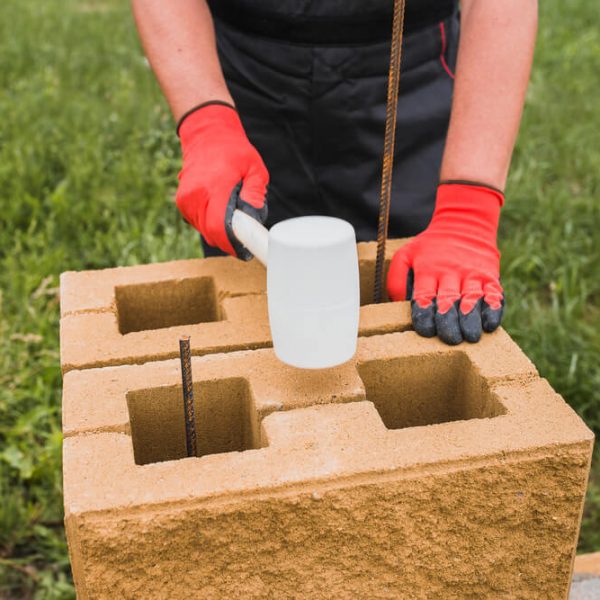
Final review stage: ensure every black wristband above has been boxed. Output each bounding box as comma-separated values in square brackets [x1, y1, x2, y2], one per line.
[439, 179, 504, 196]
[176, 100, 237, 137]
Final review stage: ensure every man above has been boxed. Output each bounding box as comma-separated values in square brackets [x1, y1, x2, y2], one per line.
[132, 0, 537, 345]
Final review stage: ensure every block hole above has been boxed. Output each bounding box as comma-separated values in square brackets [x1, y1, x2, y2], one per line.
[126, 378, 260, 465]
[115, 277, 222, 334]
[357, 353, 506, 430]
[359, 257, 393, 305]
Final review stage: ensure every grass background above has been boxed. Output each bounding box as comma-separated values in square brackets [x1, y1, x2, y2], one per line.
[0, 0, 598, 597]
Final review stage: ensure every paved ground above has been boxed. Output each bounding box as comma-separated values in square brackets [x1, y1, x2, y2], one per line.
[570, 574, 600, 599]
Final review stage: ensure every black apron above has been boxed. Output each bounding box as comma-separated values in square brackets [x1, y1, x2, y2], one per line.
[203, 0, 459, 255]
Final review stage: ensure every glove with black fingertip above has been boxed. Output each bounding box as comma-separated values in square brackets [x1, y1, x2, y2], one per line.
[387, 182, 505, 345]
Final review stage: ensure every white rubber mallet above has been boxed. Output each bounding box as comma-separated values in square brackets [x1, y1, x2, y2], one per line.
[231, 210, 360, 369]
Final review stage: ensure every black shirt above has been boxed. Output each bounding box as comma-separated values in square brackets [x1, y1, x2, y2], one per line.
[208, 0, 458, 44]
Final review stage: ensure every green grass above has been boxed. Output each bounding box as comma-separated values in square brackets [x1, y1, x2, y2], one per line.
[0, 0, 598, 596]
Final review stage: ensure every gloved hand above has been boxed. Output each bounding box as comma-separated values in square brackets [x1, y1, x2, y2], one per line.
[387, 182, 504, 345]
[176, 101, 269, 259]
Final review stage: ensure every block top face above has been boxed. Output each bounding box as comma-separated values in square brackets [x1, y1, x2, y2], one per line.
[59, 240, 407, 317]
[62, 328, 594, 516]
[59, 240, 411, 372]
[59, 255, 267, 317]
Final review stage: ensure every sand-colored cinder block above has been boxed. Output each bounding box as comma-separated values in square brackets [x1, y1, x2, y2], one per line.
[63, 329, 594, 599]
[59, 240, 410, 373]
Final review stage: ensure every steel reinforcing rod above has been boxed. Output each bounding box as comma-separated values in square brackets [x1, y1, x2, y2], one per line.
[179, 335, 197, 458]
[373, 0, 406, 304]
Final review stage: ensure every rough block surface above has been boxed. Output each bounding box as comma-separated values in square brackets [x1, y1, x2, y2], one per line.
[63, 329, 594, 599]
[59, 240, 410, 372]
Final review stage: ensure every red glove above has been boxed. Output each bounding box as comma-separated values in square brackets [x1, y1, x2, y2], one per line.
[176, 101, 269, 259]
[387, 182, 504, 345]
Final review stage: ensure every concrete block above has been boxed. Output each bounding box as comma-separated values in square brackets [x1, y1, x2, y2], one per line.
[62, 329, 594, 599]
[59, 240, 410, 373]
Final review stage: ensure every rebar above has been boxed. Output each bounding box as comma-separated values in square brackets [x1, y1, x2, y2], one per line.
[179, 335, 197, 458]
[374, 0, 406, 303]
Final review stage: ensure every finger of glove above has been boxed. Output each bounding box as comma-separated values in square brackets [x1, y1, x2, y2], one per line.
[434, 300, 463, 345]
[436, 272, 461, 314]
[481, 300, 504, 333]
[410, 272, 437, 338]
[387, 247, 412, 301]
[239, 151, 269, 211]
[459, 277, 484, 315]
[224, 182, 257, 261]
[204, 183, 236, 256]
[481, 280, 504, 332]
[411, 299, 436, 338]
[482, 280, 504, 311]
[459, 298, 483, 343]
[412, 272, 437, 309]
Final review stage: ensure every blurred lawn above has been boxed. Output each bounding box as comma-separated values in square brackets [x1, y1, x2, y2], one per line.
[0, 0, 598, 596]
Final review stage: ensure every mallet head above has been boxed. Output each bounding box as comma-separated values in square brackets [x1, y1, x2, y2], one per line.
[232, 211, 360, 369]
